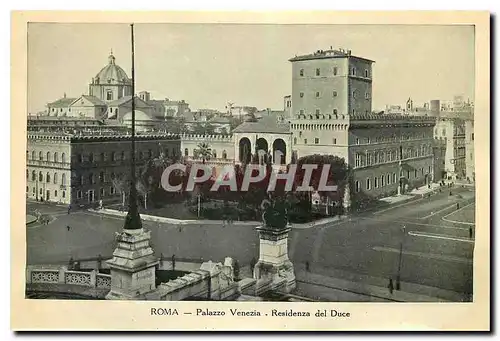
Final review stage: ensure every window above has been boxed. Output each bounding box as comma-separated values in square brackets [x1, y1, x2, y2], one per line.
[77, 190, 82, 199]
[387, 174, 391, 185]
[351, 67, 356, 76]
[39, 151, 43, 161]
[38, 172, 43, 182]
[31, 151, 35, 160]
[110, 186, 115, 195]
[315, 138, 319, 144]
[421, 168, 424, 175]
[213, 150, 217, 158]
[392, 173, 396, 184]
[299, 109, 304, 115]
[46, 152, 50, 161]
[106, 91, 113, 101]
[315, 109, 320, 115]
[374, 177, 378, 188]
[364, 69, 368, 77]
[293, 137, 297, 144]
[366, 153, 372, 165]
[414, 170, 418, 178]
[101, 152, 107, 161]
[184, 148, 189, 156]
[352, 109, 355, 115]
[332, 91, 338, 97]
[316, 68, 320, 76]
[333, 67, 338, 75]
[374, 152, 379, 164]
[299, 92, 304, 98]
[54, 190, 58, 197]
[333, 109, 338, 115]
[366, 178, 371, 190]
[442, 128, 446, 136]
[62, 173, 66, 186]
[53, 152, 58, 162]
[299, 69, 304, 76]
[355, 181, 360, 193]
[111, 152, 116, 161]
[365, 92, 370, 99]
[333, 138, 337, 144]
[61, 153, 66, 163]
[89, 173, 95, 184]
[54, 173, 58, 184]
[407, 170, 410, 179]
[355, 153, 361, 167]
[352, 91, 356, 99]
[381, 175, 385, 187]
[366, 137, 370, 144]
[356, 138, 360, 145]
[315, 91, 320, 98]
[100, 188, 105, 197]
[62, 191, 66, 198]
[472, 133, 474, 141]
[222, 150, 227, 159]
[31, 170, 35, 181]
[304, 139, 308, 144]
[99, 171, 105, 182]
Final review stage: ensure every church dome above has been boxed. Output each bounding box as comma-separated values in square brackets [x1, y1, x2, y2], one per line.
[94, 52, 131, 85]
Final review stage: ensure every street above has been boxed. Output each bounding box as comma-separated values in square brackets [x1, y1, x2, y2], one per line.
[26, 185, 475, 298]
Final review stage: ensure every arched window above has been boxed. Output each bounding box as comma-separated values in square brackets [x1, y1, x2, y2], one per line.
[222, 150, 227, 159]
[54, 152, 58, 162]
[31, 170, 36, 181]
[54, 173, 58, 184]
[62, 173, 66, 186]
[54, 190, 58, 197]
[39, 171, 43, 182]
[184, 148, 189, 156]
[212, 150, 217, 158]
[293, 137, 297, 144]
[46, 172, 50, 183]
[39, 151, 43, 161]
[31, 151, 35, 160]
[61, 153, 66, 163]
[115, 108, 118, 114]
[46, 152, 50, 161]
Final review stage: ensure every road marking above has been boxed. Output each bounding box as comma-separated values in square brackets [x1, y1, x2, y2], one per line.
[408, 231, 474, 243]
[441, 202, 475, 226]
[373, 197, 423, 215]
[420, 204, 457, 220]
[373, 246, 473, 264]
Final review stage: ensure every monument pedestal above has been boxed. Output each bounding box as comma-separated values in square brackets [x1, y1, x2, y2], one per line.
[253, 225, 295, 294]
[106, 228, 159, 300]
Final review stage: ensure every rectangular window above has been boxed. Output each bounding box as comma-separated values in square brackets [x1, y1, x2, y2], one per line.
[355, 153, 361, 167]
[365, 92, 370, 99]
[387, 174, 391, 185]
[315, 138, 319, 144]
[352, 67, 356, 76]
[299, 69, 304, 76]
[364, 69, 369, 77]
[367, 153, 372, 165]
[333, 138, 337, 145]
[392, 173, 396, 183]
[300, 92, 304, 98]
[352, 109, 355, 115]
[381, 176, 385, 187]
[110, 186, 115, 195]
[315, 109, 320, 115]
[366, 137, 370, 144]
[77, 190, 82, 199]
[333, 67, 338, 75]
[315, 91, 320, 98]
[333, 91, 338, 97]
[299, 109, 304, 115]
[356, 138, 360, 145]
[472, 133, 474, 140]
[414, 170, 418, 178]
[355, 181, 360, 193]
[316, 68, 320, 76]
[366, 178, 371, 190]
[304, 139, 308, 144]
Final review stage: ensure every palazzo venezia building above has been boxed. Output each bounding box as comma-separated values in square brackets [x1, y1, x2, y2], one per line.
[288, 49, 436, 198]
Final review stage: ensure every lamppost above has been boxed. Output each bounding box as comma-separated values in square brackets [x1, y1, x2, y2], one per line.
[396, 225, 406, 290]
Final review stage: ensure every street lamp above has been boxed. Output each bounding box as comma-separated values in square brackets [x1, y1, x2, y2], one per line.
[396, 225, 406, 290]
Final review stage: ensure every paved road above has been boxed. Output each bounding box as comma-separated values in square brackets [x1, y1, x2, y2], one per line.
[26, 186, 475, 296]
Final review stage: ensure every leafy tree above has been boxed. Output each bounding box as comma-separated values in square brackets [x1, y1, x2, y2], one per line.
[196, 143, 212, 164]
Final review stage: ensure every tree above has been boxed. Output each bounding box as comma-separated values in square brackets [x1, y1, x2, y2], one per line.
[196, 142, 212, 164]
[136, 179, 151, 210]
[112, 177, 128, 207]
[233, 260, 240, 281]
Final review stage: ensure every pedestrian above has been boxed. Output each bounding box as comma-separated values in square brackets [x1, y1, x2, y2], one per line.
[388, 278, 394, 294]
[67, 225, 70, 231]
[456, 202, 460, 210]
[305, 261, 310, 272]
[67, 204, 71, 215]
[402, 225, 406, 234]
[469, 227, 473, 239]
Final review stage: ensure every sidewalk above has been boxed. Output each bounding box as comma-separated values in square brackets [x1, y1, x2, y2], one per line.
[296, 265, 470, 302]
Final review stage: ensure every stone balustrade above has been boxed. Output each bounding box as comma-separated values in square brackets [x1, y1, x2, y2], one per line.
[26, 266, 111, 289]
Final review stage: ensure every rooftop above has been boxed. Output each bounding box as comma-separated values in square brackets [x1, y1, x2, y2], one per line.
[289, 48, 375, 63]
[232, 115, 290, 134]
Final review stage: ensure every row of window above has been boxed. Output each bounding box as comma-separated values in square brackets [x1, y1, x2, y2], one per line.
[354, 146, 431, 168]
[299, 67, 370, 78]
[28, 170, 67, 185]
[75, 187, 117, 200]
[291, 123, 346, 131]
[294, 137, 337, 145]
[298, 90, 370, 100]
[27, 151, 67, 163]
[355, 167, 431, 192]
[354, 132, 431, 145]
[27, 187, 66, 199]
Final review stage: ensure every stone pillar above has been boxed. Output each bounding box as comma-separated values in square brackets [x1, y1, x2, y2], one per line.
[106, 228, 159, 300]
[253, 225, 296, 294]
[58, 267, 67, 284]
[90, 270, 97, 287]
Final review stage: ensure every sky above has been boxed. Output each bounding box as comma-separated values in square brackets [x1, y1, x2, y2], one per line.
[27, 23, 475, 114]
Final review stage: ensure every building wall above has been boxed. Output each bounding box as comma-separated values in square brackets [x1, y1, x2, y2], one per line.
[89, 84, 131, 103]
[465, 120, 475, 181]
[347, 57, 373, 115]
[180, 135, 234, 162]
[69, 105, 106, 119]
[233, 132, 292, 165]
[291, 58, 350, 118]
